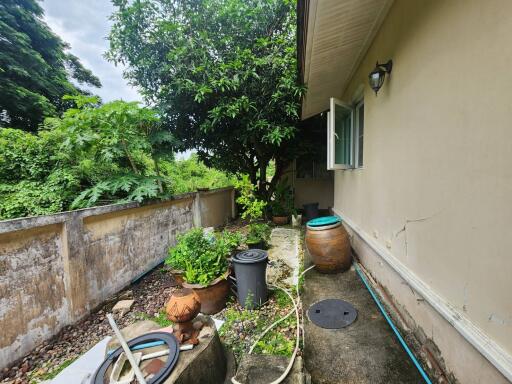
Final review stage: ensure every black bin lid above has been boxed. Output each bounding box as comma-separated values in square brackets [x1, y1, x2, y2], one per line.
[233, 249, 268, 264]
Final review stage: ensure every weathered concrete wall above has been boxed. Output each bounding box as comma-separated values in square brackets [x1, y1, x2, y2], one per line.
[0, 188, 234, 368]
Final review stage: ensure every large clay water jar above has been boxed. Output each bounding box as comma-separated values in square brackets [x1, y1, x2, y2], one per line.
[305, 216, 351, 273]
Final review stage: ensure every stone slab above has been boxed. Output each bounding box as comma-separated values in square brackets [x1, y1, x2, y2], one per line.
[233, 355, 304, 384]
[267, 228, 300, 287]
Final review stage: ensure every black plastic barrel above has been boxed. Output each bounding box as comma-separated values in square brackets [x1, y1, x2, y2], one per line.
[232, 249, 268, 308]
[303, 202, 319, 223]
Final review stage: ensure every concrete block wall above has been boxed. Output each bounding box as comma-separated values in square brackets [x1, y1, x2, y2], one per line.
[0, 187, 234, 368]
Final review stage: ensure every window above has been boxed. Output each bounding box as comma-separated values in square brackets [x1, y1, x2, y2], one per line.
[327, 97, 364, 170]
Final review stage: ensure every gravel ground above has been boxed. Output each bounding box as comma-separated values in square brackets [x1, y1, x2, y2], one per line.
[0, 267, 178, 384]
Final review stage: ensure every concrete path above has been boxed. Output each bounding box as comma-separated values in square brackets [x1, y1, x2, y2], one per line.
[303, 263, 424, 383]
[267, 228, 301, 287]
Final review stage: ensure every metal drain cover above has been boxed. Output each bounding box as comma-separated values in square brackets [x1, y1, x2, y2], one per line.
[308, 299, 357, 329]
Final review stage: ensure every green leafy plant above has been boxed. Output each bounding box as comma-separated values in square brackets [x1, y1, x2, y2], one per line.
[0, 0, 101, 132]
[165, 228, 239, 285]
[246, 223, 271, 246]
[269, 179, 294, 217]
[234, 175, 267, 221]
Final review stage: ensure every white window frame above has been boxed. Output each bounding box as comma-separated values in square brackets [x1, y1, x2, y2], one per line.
[354, 99, 364, 169]
[327, 97, 365, 170]
[327, 97, 355, 170]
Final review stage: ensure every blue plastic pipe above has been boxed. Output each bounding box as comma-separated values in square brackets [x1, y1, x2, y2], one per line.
[107, 340, 165, 356]
[354, 264, 432, 384]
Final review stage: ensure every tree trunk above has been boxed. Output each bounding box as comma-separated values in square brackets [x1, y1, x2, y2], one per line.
[121, 139, 139, 174]
[153, 158, 164, 194]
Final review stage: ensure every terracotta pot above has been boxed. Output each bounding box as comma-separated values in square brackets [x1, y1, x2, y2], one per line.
[305, 222, 351, 273]
[165, 288, 201, 323]
[272, 216, 289, 225]
[182, 271, 230, 315]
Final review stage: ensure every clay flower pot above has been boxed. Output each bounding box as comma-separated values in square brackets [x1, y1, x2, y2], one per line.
[166, 288, 201, 323]
[182, 270, 230, 315]
[272, 216, 289, 225]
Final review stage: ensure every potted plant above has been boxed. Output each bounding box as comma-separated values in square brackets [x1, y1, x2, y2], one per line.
[165, 228, 241, 314]
[246, 222, 271, 249]
[270, 180, 294, 225]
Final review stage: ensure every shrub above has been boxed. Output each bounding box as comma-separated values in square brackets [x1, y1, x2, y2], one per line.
[269, 179, 294, 217]
[165, 228, 241, 285]
[234, 175, 267, 221]
[246, 223, 272, 246]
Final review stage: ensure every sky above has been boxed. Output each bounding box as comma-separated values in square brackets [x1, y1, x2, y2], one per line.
[41, 0, 142, 103]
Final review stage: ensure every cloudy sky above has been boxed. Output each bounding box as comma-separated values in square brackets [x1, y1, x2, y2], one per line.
[41, 0, 142, 103]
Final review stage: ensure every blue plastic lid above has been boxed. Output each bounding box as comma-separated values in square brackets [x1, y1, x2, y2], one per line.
[307, 215, 341, 227]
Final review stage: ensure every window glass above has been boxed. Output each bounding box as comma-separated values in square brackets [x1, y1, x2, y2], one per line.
[332, 102, 352, 167]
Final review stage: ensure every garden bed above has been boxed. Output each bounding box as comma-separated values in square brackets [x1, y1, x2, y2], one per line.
[1, 268, 178, 384]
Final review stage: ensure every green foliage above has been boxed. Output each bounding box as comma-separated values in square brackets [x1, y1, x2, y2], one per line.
[0, 97, 176, 219]
[0, 0, 100, 131]
[272, 289, 292, 309]
[108, 0, 306, 199]
[247, 223, 272, 246]
[234, 175, 267, 221]
[160, 154, 234, 195]
[254, 331, 295, 356]
[136, 310, 173, 327]
[219, 291, 296, 359]
[38, 359, 76, 381]
[165, 228, 240, 285]
[269, 179, 294, 217]
[166, 228, 212, 272]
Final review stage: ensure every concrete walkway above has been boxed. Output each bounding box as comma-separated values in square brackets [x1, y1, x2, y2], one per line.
[303, 261, 424, 383]
[267, 227, 301, 287]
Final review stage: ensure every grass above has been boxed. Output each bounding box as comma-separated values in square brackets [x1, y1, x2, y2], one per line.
[218, 291, 297, 360]
[272, 288, 292, 308]
[135, 310, 173, 327]
[36, 358, 75, 381]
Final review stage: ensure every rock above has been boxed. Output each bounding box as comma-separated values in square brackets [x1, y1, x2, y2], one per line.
[233, 355, 304, 384]
[112, 299, 135, 317]
[118, 290, 133, 300]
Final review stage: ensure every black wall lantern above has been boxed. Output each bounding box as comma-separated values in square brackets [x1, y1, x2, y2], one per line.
[368, 60, 393, 95]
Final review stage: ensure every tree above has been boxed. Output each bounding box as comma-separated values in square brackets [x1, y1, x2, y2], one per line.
[0, 96, 174, 219]
[108, 0, 305, 199]
[0, 0, 101, 131]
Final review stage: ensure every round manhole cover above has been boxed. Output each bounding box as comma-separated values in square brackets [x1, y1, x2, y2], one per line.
[307, 299, 357, 329]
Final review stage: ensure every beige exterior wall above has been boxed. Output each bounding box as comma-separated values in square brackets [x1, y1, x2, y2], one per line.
[0, 188, 234, 369]
[331, 0, 512, 382]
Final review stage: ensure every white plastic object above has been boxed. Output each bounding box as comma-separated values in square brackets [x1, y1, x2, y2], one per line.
[109, 351, 143, 384]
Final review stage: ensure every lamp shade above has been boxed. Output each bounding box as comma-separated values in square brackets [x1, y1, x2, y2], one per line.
[368, 60, 392, 95]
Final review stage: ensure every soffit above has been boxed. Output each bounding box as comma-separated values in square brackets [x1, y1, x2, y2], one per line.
[301, 0, 393, 119]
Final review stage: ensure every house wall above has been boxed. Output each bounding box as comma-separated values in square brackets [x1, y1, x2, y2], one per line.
[288, 161, 334, 210]
[0, 188, 234, 369]
[332, 0, 512, 382]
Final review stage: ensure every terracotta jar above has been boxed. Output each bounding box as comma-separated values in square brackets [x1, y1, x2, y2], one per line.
[166, 288, 201, 323]
[305, 217, 351, 273]
[272, 216, 289, 225]
[182, 270, 230, 315]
